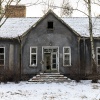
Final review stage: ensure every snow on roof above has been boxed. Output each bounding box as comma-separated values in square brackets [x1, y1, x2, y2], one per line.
[0, 18, 39, 38]
[0, 17, 100, 38]
[62, 17, 100, 37]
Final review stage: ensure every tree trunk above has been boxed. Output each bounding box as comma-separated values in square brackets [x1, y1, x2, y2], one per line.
[0, 0, 1, 19]
[88, 0, 98, 83]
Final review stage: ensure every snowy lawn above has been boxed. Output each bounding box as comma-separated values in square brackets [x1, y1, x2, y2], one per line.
[0, 81, 100, 100]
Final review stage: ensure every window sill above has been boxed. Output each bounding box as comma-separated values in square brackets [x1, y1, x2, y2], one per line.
[0, 65, 4, 66]
[47, 28, 54, 30]
[47, 28, 54, 33]
[29, 65, 37, 67]
[63, 65, 71, 67]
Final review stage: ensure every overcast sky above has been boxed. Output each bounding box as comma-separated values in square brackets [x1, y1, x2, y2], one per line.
[14, 0, 100, 17]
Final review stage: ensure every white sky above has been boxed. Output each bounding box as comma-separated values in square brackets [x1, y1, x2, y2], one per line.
[19, 0, 83, 17]
[12, 0, 100, 17]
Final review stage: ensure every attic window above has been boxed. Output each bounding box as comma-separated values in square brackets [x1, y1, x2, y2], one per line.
[47, 21, 53, 29]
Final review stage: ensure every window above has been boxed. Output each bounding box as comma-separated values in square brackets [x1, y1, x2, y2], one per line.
[97, 47, 100, 66]
[63, 47, 71, 66]
[30, 47, 37, 66]
[0, 47, 5, 67]
[47, 21, 53, 29]
[51, 53, 57, 69]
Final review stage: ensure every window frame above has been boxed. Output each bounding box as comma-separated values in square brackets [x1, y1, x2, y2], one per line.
[30, 47, 37, 67]
[96, 47, 100, 66]
[0, 47, 5, 67]
[63, 47, 71, 66]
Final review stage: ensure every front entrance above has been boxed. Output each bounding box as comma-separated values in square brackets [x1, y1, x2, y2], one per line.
[42, 47, 59, 73]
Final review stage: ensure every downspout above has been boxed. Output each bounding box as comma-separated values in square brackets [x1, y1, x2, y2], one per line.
[17, 36, 22, 81]
[78, 37, 80, 76]
[83, 38, 86, 76]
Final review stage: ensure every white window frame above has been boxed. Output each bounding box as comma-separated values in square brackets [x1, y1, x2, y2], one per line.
[96, 47, 100, 66]
[63, 47, 71, 66]
[0, 47, 5, 67]
[30, 47, 37, 67]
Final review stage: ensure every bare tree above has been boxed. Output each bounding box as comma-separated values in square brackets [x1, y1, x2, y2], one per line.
[41, 0, 73, 17]
[0, 0, 21, 27]
[88, 0, 98, 83]
[93, 0, 100, 6]
[0, 0, 43, 27]
[42, 0, 56, 14]
[74, 0, 100, 82]
[60, 0, 73, 17]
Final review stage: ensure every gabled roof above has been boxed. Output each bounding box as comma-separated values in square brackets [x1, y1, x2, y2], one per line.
[0, 10, 100, 38]
[28, 10, 81, 37]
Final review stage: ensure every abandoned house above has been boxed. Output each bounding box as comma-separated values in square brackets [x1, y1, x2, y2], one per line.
[0, 6, 100, 81]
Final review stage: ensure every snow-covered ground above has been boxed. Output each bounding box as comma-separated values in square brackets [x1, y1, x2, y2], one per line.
[0, 81, 100, 100]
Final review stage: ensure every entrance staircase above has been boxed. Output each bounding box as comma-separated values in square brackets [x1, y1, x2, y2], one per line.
[28, 73, 71, 82]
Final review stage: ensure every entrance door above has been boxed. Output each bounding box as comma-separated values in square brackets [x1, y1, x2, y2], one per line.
[43, 47, 59, 72]
[51, 53, 57, 70]
[44, 53, 51, 71]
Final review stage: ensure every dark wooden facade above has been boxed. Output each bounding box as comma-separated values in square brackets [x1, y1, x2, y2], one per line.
[0, 10, 100, 80]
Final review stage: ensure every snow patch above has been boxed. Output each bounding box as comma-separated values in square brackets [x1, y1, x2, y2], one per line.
[0, 81, 100, 100]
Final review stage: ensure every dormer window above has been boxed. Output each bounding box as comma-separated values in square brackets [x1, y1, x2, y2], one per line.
[47, 21, 53, 29]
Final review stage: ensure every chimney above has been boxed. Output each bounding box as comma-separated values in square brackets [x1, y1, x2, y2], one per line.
[5, 5, 26, 18]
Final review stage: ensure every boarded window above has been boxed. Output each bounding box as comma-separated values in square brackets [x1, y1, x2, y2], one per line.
[63, 47, 71, 66]
[0, 47, 5, 67]
[30, 47, 37, 66]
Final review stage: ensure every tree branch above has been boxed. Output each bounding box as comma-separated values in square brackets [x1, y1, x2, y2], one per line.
[73, 8, 89, 17]
[0, 17, 8, 27]
[93, 2, 100, 6]
[0, 0, 21, 27]
[76, 0, 81, 8]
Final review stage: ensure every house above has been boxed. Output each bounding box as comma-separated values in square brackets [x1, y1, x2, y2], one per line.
[0, 10, 100, 81]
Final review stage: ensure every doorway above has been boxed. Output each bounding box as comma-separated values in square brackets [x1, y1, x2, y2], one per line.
[44, 53, 51, 71]
[42, 47, 59, 73]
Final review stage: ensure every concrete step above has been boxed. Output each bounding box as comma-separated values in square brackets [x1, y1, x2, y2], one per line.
[37, 74, 64, 77]
[28, 73, 71, 82]
[36, 76, 68, 79]
[29, 79, 71, 82]
[29, 78, 68, 82]
[40, 73, 60, 75]
[29, 79, 44, 82]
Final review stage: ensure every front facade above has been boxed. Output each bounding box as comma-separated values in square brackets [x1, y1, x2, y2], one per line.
[21, 11, 80, 79]
[0, 10, 100, 80]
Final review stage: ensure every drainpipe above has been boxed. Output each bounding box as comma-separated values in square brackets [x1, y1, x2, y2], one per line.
[83, 38, 86, 76]
[78, 37, 80, 76]
[17, 36, 22, 81]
